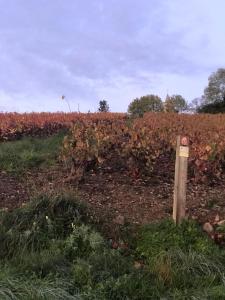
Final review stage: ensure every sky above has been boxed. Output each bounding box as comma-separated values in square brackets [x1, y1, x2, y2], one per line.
[0, 0, 225, 113]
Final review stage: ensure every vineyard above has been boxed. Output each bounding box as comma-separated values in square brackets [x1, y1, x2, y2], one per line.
[1, 112, 225, 183]
[0, 112, 126, 141]
[1, 1, 225, 297]
[61, 112, 225, 184]
[1, 112, 225, 298]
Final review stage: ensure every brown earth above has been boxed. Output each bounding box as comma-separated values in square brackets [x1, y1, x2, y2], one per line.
[0, 171, 28, 210]
[1, 166, 225, 227]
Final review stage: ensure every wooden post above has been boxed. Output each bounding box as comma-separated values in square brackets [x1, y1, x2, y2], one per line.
[173, 136, 181, 223]
[173, 136, 189, 224]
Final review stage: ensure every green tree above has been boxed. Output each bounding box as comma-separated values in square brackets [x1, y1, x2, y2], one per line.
[196, 69, 225, 114]
[197, 101, 225, 114]
[128, 95, 163, 117]
[164, 94, 188, 113]
[203, 68, 225, 104]
[98, 100, 109, 112]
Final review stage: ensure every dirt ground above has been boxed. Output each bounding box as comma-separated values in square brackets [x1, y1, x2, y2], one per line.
[0, 171, 28, 210]
[1, 167, 225, 226]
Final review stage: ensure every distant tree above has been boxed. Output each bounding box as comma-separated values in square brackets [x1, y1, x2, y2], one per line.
[128, 95, 163, 117]
[203, 68, 225, 104]
[98, 100, 109, 112]
[197, 68, 225, 113]
[164, 94, 188, 113]
[197, 101, 225, 114]
[188, 97, 203, 113]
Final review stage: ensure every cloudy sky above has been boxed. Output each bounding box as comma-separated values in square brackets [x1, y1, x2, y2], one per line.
[0, 0, 225, 112]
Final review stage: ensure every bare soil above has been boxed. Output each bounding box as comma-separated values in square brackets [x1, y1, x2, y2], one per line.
[0, 171, 28, 210]
[1, 167, 225, 226]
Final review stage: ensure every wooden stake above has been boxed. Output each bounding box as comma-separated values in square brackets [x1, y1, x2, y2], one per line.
[173, 136, 180, 223]
[173, 136, 189, 224]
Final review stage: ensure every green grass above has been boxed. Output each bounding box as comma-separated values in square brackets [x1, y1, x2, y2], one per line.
[0, 131, 66, 174]
[1, 193, 225, 299]
[136, 219, 216, 260]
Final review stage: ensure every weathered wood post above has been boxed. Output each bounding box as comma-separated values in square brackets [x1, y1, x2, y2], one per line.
[173, 136, 189, 224]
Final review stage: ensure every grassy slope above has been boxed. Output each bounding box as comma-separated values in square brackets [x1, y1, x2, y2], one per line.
[1, 193, 225, 300]
[0, 131, 66, 174]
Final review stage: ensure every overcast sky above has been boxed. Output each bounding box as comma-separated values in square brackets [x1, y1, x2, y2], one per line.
[0, 0, 225, 113]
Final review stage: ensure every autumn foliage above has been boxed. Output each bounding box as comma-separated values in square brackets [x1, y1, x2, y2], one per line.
[62, 112, 225, 183]
[1, 112, 225, 183]
[0, 112, 125, 141]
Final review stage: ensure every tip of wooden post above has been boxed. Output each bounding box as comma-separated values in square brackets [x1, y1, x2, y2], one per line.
[181, 136, 189, 146]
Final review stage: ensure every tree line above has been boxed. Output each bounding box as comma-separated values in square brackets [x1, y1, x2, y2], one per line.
[98, 68, 225, 115]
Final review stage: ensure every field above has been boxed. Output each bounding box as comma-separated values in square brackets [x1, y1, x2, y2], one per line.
[1, 112, 225, 299]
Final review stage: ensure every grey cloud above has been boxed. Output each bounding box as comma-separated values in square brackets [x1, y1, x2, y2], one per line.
[0, 0, 225, 111]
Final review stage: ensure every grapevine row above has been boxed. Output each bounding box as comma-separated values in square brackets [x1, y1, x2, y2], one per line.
[0, 112, 126, 141]
[62, 113, 225, 183]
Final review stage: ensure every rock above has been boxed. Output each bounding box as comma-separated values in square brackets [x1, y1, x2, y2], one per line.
[203, 222, 214, 234]
[114, 215, 125, 226]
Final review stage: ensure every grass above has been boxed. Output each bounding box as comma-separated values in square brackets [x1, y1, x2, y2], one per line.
[0, 131, 66, 174]
[136, 219, 216, 260]
[1, 193, 225, 299]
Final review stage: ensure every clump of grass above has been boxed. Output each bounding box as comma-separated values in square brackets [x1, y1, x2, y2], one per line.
[0, 192, 91, 259]
[153, 249, 223, 288]
[136, 219, 216, 262]
[134, 219, 225, 298]
[11, 246, 70, 277]
[0, 272, 79, 300]
[0, 131, 66, 174]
